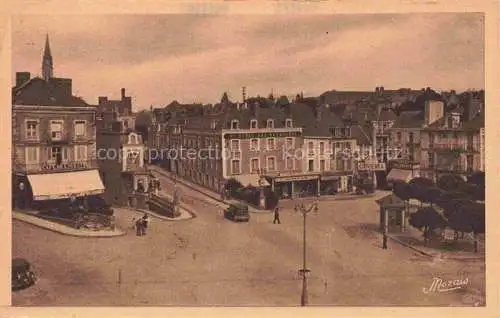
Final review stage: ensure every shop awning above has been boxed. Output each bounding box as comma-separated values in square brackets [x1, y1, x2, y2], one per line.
[233, 174, 270, 187]
[27, 169, 105, 200]
[386, 169, 412, 183]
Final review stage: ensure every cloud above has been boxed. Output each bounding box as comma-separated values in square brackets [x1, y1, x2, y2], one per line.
[12, 13, 484, 109]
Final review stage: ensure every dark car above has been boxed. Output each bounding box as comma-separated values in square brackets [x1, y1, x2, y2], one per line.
[224, 203, 250, 222]
[12, 258, 36, 291]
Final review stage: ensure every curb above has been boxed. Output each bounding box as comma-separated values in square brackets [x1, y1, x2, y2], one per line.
[386, 235, 435, 257]
[13, 212, 126, 238]
[124, 206, 197, 221]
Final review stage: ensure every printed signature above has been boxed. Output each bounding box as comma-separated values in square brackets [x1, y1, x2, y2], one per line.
[423, 277, 469, 294]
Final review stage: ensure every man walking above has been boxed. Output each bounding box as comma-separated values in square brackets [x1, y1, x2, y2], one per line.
[141, 213, 150, 236]
[273, 207, 281, 224]
[382, 232, 388, 249]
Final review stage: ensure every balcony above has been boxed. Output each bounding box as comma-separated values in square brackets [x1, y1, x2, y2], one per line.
[432, 143, 465, 151]
[14, 160, 98, 174]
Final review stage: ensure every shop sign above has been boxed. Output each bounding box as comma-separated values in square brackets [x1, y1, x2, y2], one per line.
[358, 162, 386, 171]
[276, 175, 318, 182]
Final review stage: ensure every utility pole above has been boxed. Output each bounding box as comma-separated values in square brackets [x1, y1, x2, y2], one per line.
[294, 200, 319, 306]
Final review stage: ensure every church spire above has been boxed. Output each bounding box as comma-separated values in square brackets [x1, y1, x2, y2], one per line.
[42, 34, 53, 81]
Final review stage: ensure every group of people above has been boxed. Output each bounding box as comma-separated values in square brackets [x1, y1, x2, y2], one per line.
[134, 213, 150, 236]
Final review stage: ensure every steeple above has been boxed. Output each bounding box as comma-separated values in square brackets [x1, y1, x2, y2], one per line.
[42, 34, 53, 81]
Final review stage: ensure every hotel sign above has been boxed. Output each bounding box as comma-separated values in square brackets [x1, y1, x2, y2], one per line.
[224, 131, 302, 139]
[358, 162, 386, 171]
[276, 175, 318, 182]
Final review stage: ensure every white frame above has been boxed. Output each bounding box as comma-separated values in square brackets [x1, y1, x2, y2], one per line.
[231, 119, 240, 130]
[250, 119, 258, 129]
[249, 157, 260, 173]
[129, 132, 138, 144]
[319, 141, 325, 156]
[24, 119, 40, 141]
[266, 138, 276, 151]
[307, 140, 314, 156]
[230, 139, 241, 151]
[266, 119, 274, 128]
[50, 119, 64, 140]
[307, 159, 315, 172]
[250, 138, 260, 151]
[231, 159, 241, 175]
[25, 146, 39, 164]
[285, 118, 293, 128]
[320, 159, 326, 172]
[74, 145, 88, 161]
[266, 156, 277, 171]
[285, 155, 295, 171]
[73, 119, 87, 138]
[285, 137, 295, 149]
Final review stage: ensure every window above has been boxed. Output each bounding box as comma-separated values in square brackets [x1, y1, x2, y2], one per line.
[50, 120, 63, 140]
[231, 160, 241, 174]
[127, 150, 139, 164]
[26, 120, 38, 140]
[250, 158, 260, 173]
[130, 134, 137, 144]
[396, 132, 401, 143]
[211, 120, 217, 129]
[267, 138, 276, 151]
[62, 147, 70, 162]
[308, 141, 314, 155]
[409, 132, 414, 143]
[266, 119, 274, 128]
[346, 160, 352, 171]
[267, 157, 276, 171]
[75, 145, 87, 161]
[50, 146, 62, 163]
[285, 119, 293, 128]
[250, 120, 258, 129]
[334, 128, 341, 137]
[25, 147, 38, 163]
[250, 139, 259, 151]
[308, 160, 314, 172]
[286, 156, 294, 170]
[319, 142, 325, 155]
[344, 127, 351, 137]
[231, 120, 239, 130]
[286, 137, 294, 149]
[74, 120, 86, 137]
[320, 159, 326, 171]
[231, 139, 240, 151]
[336, 157, 344, 171]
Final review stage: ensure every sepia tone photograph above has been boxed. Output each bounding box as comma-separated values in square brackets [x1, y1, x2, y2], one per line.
[10, 12, 486, 307]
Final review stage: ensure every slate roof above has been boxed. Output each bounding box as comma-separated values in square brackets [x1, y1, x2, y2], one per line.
[462, 112, 485, 130]
[391, 111, 425, 129]
[12, 77, 89, 107]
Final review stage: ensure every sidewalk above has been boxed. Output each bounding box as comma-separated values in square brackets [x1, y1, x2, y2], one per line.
[122, 204, 195, 221]
[13, 210, 126, 238]
[387, 226, 485, 261]
[149, 166, 269, 213]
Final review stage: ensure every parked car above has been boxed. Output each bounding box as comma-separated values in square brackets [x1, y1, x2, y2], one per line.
[224, 203, 250, 222]
[12, 258, 36, 291]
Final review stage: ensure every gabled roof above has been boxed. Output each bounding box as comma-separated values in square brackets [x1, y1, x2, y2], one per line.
[376, 193, 405, 207]
[12, 77, 89, 107]
[391, 111, 424, 129]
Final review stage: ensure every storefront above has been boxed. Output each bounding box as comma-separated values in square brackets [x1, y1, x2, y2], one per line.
[265, 173, 320, 199]
[14, 169, 105, 210]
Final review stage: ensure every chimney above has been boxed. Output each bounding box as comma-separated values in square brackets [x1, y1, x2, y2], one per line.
[242, 86, 247, 102]
[15, 72, 30, 87]
[121, 88, 126, 100]
[424, 100, 444, 126]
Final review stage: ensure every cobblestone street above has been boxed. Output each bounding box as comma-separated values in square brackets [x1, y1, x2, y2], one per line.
[12, 172, 485, 306]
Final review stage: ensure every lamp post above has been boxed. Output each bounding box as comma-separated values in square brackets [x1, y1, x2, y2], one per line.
[294, 200, 319, 306]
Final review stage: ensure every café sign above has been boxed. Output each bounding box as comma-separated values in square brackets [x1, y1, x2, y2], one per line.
[358, 162, 386, 171]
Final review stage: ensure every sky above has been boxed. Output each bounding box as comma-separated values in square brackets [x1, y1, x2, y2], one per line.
[12, 13, 484, 110]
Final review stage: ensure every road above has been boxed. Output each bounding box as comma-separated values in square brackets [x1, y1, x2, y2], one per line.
[12, 169, 485, 306]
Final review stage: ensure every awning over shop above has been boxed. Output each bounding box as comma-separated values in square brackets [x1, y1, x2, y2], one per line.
[321, 175, 341, 181]
[233, 174, 270, 187]
[386, 169, 412, 183]
[27, 169, 105, 201]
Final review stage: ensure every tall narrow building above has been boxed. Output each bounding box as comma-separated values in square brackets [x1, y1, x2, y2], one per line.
[42, 34, 53, 81]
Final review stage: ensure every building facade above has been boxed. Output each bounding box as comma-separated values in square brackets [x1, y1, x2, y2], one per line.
[12, 38, 104, 210]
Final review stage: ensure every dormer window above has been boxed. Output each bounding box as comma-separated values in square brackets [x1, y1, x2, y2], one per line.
[250, 119, 258, 129]
[231, 120, 240, 130]
[211, 120, 217, 129]
[285, 119, 293, 128]
[266, 119, 274, 129]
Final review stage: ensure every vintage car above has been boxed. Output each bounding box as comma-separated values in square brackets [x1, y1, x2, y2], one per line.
[12, 258, 36, 291]
[223, 203, 250, 222]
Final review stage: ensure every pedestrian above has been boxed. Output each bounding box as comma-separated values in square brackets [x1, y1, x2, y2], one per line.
[273, 207, 281, 224]
[382, 232, 388, 249]
[141, 213, 150, 236]
[134, 218, 143, 236]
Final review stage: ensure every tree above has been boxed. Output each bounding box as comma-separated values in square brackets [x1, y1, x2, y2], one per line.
[409, 177, 436, 188]
[467, 172, 485, 188]
[424, 186, 443, 207]
[224, 179, 244, 198]
[393, 181, 412, 213]
[447, 201, 485, 252]
[437, 174, 466, 191]
[408, 207, 447, 246]
[458, 183, 484, 202]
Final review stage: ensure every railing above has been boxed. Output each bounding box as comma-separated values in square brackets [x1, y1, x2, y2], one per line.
[14, 160, 98, 174]
[432, 143, 466, 150]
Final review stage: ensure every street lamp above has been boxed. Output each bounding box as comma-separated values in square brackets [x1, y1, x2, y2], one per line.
[294, 199, 319, 306]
